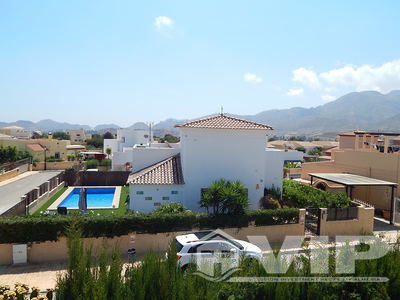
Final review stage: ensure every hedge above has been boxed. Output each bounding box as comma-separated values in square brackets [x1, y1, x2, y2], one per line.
[0, 208, 299, 244]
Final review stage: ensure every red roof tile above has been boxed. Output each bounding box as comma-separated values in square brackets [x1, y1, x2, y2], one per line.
[175, 114, 273, 130]
[127, 154, 184, 185]
[27, 144, 45, 152]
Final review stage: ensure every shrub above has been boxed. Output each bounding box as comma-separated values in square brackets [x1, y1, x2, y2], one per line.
[154, 202, 189, 214]
[308, 146, 323, 156]
[99, 159, 111, 166]
[282, 179, 351, 208]
[260, 195, 281, 209]
[0, 208, 300, 244]
[46, 156, 63, 162]
[200, 179, 249, 214]
[295, 146, 306, 153]
[85, 159, 99, 169]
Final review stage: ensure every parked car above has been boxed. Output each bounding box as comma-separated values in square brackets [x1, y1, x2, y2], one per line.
[172, 231, 263, 270]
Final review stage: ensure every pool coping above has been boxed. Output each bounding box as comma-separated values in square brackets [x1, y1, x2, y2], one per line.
[48, 186, 122, 210]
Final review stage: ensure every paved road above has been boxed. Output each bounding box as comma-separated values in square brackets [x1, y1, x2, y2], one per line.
[0, 171, 61, 214]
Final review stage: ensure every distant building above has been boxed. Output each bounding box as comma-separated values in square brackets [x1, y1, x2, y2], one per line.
[297, 130, 400, 220]
[65, 129, 90, 144]
[0, 136, 71, 161]
[103, 128, 150, 157]
[0, 126, 32, 139]
[338, 130, 400, 153]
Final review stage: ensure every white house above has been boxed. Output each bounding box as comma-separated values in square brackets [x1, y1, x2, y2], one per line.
[126, 114, 303, 213]
[104, 128, 151, 169]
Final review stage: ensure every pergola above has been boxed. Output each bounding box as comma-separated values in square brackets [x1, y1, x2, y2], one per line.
[309, 173, 398, 224]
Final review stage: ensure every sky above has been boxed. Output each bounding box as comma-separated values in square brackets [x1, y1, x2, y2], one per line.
[1, 0, 400, 127]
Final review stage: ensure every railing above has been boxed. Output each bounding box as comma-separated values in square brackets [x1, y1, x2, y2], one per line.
[1, 172, 65, 216]
[326, 206, 358, 221]
[353, 198, 374, 208]
[0, 158, 31, 173]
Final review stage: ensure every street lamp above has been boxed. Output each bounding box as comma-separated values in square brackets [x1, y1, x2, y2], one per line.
[43, 146, 48, 170]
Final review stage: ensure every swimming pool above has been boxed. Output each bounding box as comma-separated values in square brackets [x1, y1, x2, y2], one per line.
[48, 186, 121, 210]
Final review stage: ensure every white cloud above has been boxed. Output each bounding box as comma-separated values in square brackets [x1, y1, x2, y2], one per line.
[244, 73, 263, 84]
[319, 60, 400, 93]
[287, 88, 304, 97]
[292, 67, 320, 89]
[292, 59, 400, 95]
[321, 94, 335, 102]
[154, 16, 174, 32]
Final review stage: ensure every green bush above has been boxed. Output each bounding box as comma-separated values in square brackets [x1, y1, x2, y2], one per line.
[282, 179, 351, 208]
[46, 156, 63, 162]
[85, 159, 99, 169]
[99, 159, 111, 166]
[154, 202, 189, 214]
[0, 208, 299, 244]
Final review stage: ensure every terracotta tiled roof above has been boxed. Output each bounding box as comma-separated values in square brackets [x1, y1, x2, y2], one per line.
[26, 144, 45, 152]
[175, 114, 273, 130]
[127, 154, 184, 185]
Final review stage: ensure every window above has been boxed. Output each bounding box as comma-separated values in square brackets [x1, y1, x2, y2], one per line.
[54, 152, 60, 159]
[171, 191, 178, 195]
[145, 196, 152, 200]
[136, 191, 144, 195]
[154, 202, 161, 206]
[162, 196, 169, 200]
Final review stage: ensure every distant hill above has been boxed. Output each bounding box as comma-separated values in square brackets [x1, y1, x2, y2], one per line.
[245, 90, 400, 134]
[0, 119, 91, 132]
[2, 91, 400, 136]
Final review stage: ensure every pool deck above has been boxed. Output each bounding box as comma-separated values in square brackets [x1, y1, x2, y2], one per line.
[48, 186, 121, 210]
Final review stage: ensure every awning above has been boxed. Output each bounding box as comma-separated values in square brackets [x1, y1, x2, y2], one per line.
[309, 172, 397, 224]
[309, 173, 397, 187]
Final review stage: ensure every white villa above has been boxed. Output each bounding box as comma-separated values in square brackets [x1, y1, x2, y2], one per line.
[124, 114, 303, 212]
[104, 127, 151, 169]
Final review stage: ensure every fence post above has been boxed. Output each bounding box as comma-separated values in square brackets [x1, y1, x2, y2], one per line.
[299, 209, 306, 225]
[21, 195, 27, 215]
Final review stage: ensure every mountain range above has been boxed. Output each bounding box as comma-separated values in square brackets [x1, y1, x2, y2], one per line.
[2, 91, 400, 136]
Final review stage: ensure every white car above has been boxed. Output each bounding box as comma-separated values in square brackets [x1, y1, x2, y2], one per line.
[173, 231, 263, 270]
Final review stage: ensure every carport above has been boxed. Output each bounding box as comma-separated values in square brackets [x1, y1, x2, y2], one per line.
[309, 173, 398, 224]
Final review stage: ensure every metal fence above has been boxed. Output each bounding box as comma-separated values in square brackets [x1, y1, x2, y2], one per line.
[1, 172, 64, 216]
[64, 170, 130, 186]
[0, 158, 31, 173]
[326, 206, 358, 221]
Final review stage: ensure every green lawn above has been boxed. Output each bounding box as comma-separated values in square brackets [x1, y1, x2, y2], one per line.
[32, 187, 67, 216]
[32, 186, 129, 216]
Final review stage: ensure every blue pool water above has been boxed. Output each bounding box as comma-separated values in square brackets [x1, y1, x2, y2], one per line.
[58, 188, 116, 208]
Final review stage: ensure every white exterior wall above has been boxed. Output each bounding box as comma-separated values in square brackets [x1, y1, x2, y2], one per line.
[117, 128, 149, 149]
[104, 129, 149, 155]
[264, 149, 304, 193]
[112, 147, 180, 171]
[180, 128, 268, 211]
[130, 147, 180, 172]
[129, 185, 184, 213]
[103, 139, 120, 155]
